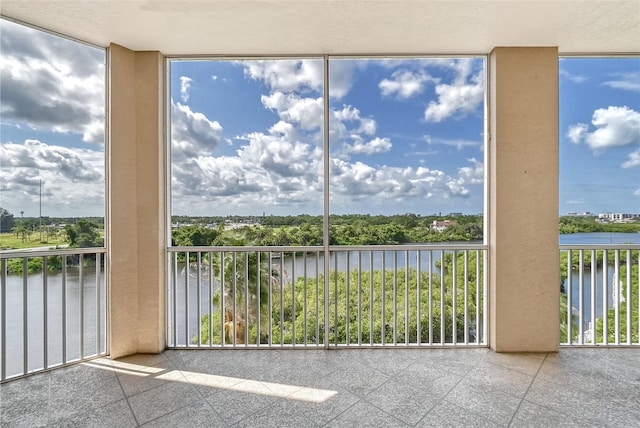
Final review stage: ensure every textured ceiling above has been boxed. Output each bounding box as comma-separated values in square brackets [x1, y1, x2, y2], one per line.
[1, 0, 639, 55]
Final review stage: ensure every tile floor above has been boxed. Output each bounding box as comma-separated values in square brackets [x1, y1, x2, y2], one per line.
[1, 347, 639, 427]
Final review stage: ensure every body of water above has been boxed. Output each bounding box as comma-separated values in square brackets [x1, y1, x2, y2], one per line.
[2, 267, 106, 378]
[560, 232, 640, 245]
[4, 232, 638, 357]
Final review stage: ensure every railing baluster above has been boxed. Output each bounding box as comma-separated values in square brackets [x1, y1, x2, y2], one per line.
[475, 250, 481, 344]
[23, 258, 28, 374]
[209, 252, 214, 347]
[257, 252, 261, 347]
[381, 251, 386, 346]
[393, 252, 397, 345]
[346, 252, 350, 346]
[614, 250, 620, 345]
[280, 251, 284, 346]
[417, 251, 422, 345]
[578, 250, 584, 345]
[404, 250, 409, 345]
[79, 254, 85, 359]
[566, 249, 572, 345]
[244, 252, 249, 346]
[452, 251, 457, 345]
[357, 251, 362, 346]
[303, 252, 307, 346]
[315, 253, 320, 346]
[185, 251, 190, 347]
[429, 250, 433, 345]
[369, 251, 374, 346]
[603, 250, 608, 345]
[95, 253, 101, 356]
[440, 250, 445, 345]
[268, 251, 272, 347]
[464, 250, 469, 345]
[1, 259, 6, 381]
[626, 249, 632, 345]
[590, 250, 596, 344]
[43, 257, 48, 369]
[197, 252, 202, 347]
[333, 251, 338, 346]
[62, 255, 67, 364]
[172, 252, 177, 347]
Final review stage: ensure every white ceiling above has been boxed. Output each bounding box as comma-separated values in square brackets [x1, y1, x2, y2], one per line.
[1, 0, 639, 55]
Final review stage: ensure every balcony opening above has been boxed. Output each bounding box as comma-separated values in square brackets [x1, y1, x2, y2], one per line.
[0, 18, 107, 381]
[559, 56, 640, 346]
[167, 56, 487, 349]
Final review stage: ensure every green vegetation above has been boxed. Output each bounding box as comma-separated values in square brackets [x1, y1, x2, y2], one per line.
[172, 214, 483, 247]
[560, 249, 640, 344]
[3, 219, 104, 274]
[560, 216, 640, 234]
[196, 250, 484, 345]
[596, 262, 639, 344]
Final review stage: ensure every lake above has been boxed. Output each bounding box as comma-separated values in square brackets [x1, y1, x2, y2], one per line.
[3, 231, 638, 372]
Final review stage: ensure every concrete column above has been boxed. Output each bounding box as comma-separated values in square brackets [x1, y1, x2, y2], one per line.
[108, 44, 166, 358]
[489, 47, 560, 352]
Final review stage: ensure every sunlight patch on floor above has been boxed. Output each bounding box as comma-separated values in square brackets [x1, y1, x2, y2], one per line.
[83, 359, 338, 403]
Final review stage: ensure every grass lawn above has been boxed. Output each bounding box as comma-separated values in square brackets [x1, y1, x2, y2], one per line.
[0, 232, 68, 250]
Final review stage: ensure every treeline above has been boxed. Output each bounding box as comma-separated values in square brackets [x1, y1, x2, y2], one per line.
[6, 220, 104, 274]
[559, 216, 640, 234]
[172, 214, 484, 247]
[197, 249, 484, 346]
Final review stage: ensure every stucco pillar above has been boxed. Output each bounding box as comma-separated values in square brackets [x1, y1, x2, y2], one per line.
[108, 44, 166, 358]
[489, 47, 560, 352]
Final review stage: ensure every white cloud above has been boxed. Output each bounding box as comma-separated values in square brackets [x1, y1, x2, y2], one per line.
[603, 71, 640, 92]
[560, 69, 589, 84]
[0, 20, 105, 145]
[567, 106, 640, 151]
[328, 59, 359, 99]
[622, 148, 640, 168]
[634, 188, 640, 196]
[424, 59, 484, 122]
[0, 139, 104, 216]
[261, 92, 324, 131]
[170, 57, 485, 215]
[379, 70, 434, 99]
[456, 158, 484, 185]
[180, 76, 192, 102]
[243, 59, 323, 94]
[343, 137, 392, 155]
[424, 135, 482, 150]
[567, 123, 589, 144]
[330, 104, 377, 142]
[171, 99, 224, 159]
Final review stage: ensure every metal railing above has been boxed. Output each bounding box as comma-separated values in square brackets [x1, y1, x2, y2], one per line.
[560, 245, 640, 346]
[0, 248, 108, 382]
[167, 245, 487, 348]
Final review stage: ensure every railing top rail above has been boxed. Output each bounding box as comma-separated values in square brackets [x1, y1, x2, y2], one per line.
[330, 244, 487, 251]
[169, 245, 323, 253]
[559, 244, 640, 250]
[0, 247, 107, 259]
[168, 243, 487, 252]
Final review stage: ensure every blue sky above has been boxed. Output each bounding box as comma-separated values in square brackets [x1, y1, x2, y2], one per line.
[0, 19, 105, 219]
[170, 58, 486, 216]
[0, 18, 638, 219]
[560, 57, 640, 215]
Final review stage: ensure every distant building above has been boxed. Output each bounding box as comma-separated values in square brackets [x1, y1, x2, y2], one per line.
[431, 220, 458, 232]
[597, 212, 640, 223]
[566, 211, 593, 217]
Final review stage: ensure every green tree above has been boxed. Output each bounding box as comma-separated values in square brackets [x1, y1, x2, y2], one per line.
[0, 207, 15, 233]
[65, 219, 103, 248]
